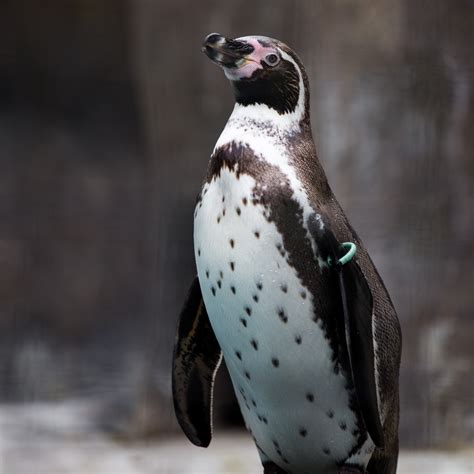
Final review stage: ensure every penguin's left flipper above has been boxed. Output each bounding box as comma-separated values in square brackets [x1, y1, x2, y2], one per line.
[172, 276, 222, 447]
[308, 214, 384, 448]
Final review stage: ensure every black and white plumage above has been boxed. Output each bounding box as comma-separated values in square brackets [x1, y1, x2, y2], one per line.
[172, 33, 401, 474]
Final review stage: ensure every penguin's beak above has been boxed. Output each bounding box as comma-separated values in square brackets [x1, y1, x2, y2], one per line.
[202, 33, 255, 69]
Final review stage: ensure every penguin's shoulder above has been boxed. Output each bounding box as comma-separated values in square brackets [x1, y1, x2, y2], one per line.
[206, 141, 274, 184]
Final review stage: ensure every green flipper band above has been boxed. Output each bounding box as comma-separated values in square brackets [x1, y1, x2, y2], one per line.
[338, 242, 357, 265]
[327, 242, 357, 266]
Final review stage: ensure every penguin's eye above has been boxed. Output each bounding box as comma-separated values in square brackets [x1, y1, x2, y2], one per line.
[264, 53, 280, 67]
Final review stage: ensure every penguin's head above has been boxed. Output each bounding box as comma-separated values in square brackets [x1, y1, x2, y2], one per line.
[203, 33, 309, 121]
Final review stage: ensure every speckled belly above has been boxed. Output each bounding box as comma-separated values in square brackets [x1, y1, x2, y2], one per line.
[194, 168, 374, 473]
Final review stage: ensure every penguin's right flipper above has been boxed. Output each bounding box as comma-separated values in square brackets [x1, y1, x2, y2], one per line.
[172, 276, 222, 447]
[308, 213, 384, 448]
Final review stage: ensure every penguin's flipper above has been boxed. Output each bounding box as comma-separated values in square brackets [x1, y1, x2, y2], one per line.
[308, 214, 384, 448]
[172, 276, 222, 447]
[338, 258, 384, 448]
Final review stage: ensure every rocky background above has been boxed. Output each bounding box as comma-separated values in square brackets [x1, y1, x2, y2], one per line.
[0, 0, 472, 463]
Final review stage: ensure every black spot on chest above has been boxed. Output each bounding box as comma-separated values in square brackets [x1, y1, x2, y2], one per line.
[208, 145, 348, 353]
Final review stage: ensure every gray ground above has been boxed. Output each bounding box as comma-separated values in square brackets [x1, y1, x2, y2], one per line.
[0, 402, 472, 474]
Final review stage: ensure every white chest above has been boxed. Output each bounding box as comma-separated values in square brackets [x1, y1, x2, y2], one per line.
[193, 169, 374, 472]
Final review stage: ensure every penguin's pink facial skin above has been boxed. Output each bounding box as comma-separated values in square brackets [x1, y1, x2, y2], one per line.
[224, 37, 278, 80]
[202, 33, 280, 80]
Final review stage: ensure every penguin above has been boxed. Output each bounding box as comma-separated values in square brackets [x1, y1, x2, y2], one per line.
[172, 33, 401, 474]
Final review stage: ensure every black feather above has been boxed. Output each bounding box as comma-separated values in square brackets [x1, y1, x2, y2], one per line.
[172, 277, 222, 447]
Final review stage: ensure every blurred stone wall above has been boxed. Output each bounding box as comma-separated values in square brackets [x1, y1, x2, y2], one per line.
[0, 0, 472, 447]
[0, 0, 171, 436]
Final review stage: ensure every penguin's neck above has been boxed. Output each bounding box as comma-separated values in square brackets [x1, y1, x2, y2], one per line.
[214, 102, 311, 155]
[219, 55, 310, 145]
[228, 101, 306, 131]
